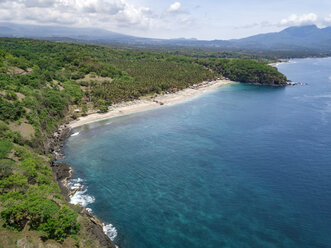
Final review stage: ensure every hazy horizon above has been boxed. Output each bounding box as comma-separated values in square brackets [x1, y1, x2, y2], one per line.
[2, 21, 327, 42]
[0, 0, 331, 40]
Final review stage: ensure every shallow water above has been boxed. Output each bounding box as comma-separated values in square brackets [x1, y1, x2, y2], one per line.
[62, 57, 331, 248]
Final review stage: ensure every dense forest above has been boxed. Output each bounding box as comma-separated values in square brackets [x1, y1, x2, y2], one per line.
[196, 58, 287, 85]
[0, 38, 287, 247]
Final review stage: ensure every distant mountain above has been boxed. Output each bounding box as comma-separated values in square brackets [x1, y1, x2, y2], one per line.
[226, 25, 331, 51]
[0, 22, 133, 41]
[1, 23, 331, 54]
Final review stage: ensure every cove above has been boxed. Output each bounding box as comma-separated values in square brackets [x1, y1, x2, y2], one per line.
[62, 57, 331, 248]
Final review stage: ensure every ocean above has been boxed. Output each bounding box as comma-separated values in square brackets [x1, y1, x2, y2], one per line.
[62, 57, 331, 248]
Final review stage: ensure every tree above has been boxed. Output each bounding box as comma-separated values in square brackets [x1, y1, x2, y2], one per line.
[0, 139, 13, 159]
[39, 206, 80, 241]
[0, 193, 58, 231]
[95, 99, 108, 113]
[0, 159, 14, 179]
[82, 104, 88, 116]
[0, 173, 27, 193]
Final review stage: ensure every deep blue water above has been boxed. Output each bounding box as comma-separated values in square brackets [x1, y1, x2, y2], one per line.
[62, 58, 331, 248]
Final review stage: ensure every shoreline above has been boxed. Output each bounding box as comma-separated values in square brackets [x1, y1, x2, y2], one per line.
[52, 161, 117, 247]
[51, 78, 234, 246]
[54, 76, 293, 246]
[268, 60, 291, 67]
[55, 78, 235, 246]
[50, 128, 117, 246]
[53, 74, 291, 246]
[69, 79, 235, 129]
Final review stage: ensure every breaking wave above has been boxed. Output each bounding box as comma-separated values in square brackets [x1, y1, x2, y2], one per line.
[68, 178, 118, 241]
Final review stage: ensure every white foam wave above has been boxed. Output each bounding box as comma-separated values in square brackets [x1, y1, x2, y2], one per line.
[103, 223, 118, 241]
[71, 132, 80, 136]
[86, 208, 93, 213]
[67, 178, 84, 189]
[68, 178, 118, 242]
[70, 189, 95, 207]
[73, 178, 83, 183]
[68, 178, 95, 207]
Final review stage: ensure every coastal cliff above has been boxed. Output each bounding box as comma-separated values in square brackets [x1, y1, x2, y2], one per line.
[49, 125, 117, 248]
[52, 161, 116, 248]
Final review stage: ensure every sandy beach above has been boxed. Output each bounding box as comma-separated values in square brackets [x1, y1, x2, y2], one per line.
[69, 79, 235, 128]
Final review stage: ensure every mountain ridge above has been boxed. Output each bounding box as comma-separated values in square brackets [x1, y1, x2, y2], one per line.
[1, 22, 331, 53]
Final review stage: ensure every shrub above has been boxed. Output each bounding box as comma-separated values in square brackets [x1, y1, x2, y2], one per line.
[0, 173, 28, 193]
[0, 97, 25, 121]
[0, 122, 9, 136]
[0, 139, 13, 159]
[95, 99, 108, 113]
[81, 104, 88, 116]
[5, 90, 18, 101]
[42, 89, 68, 116]
[0, 193, 58, 231]
[79, 81, 89, 87]
[63, 81, 83, 104]
[39, 206, 80, 241]
[0, 159, 15, 179]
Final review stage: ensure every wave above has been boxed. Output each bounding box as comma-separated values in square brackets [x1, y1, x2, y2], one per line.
[68, 178, 118, 241]
[103, 223, 118, 241]
[71, 132, 80, 137]
[70, 189, 95, 207]
[86, 207, 93, 213]
[68, 178, 95, 207]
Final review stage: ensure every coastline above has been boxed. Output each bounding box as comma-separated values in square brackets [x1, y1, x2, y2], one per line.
[69, 79, 235, 129]
[51, 78, 234, 247]
[53, 74, 292, 246]
[268, 60, 291, 67]
[50, 126, 117, 247]
[52, 162, 117, 248]
[53, 76, 292, 246]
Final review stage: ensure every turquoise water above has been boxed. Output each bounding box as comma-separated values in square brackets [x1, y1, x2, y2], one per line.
[62, 58, 331, 248]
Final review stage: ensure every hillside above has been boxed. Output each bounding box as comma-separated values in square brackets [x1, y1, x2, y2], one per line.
[0, 38, 286, 247]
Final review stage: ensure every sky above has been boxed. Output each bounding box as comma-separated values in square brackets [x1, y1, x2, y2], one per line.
[1, 0, 331, 40]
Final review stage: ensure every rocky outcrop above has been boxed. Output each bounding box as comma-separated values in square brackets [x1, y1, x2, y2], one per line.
[44, 124, 72, 156]
[83, 210, 117, 248]
[51, 162, 71, 199]
[51, 161, 117, 248]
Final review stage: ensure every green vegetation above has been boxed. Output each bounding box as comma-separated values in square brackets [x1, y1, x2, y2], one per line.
[0, 38, 287, 247]
[0, 153, 78, 241]
[197, 58, 287, 85]
[0, 97, 25, 121]
[0, 139, 13, 159]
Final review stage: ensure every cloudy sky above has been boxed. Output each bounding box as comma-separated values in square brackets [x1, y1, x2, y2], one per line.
[1, 0, 331, 40]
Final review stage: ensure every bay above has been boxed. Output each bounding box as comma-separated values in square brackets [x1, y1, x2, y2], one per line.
[62, 57, 331, 248]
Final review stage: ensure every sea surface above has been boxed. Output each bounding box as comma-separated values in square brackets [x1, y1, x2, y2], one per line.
[62, 57, 331, 248]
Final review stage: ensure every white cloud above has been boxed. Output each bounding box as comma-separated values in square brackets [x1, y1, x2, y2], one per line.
[233, 12, 331, 32]
[24, 0, 55, 8]
[0, 0, 197, 36]
[0, 0, 158, 32]
[280, 13, 318, 27]
[168, 2, 181, 12]
[323, 14, 331, 25]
